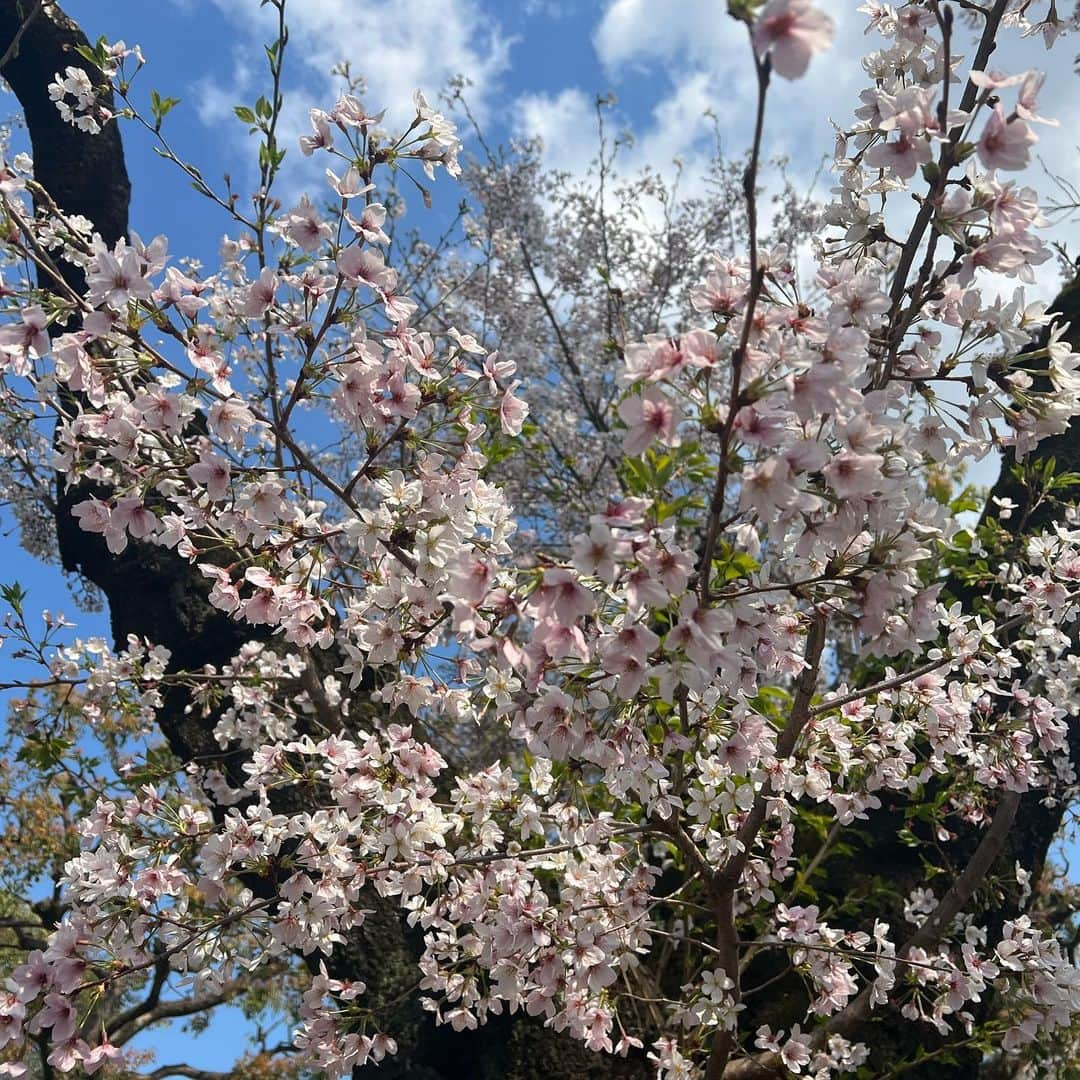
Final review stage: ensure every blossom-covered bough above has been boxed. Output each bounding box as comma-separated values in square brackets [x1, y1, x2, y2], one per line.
[0, 0, 1079, 1077]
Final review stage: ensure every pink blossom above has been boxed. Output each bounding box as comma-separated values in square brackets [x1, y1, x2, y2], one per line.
[0, 994, 23, 1048]
[571, 523, 623, 583]
[188, 450, 232, 500]
[82, 1040, 123, 1075]
[617, 388, 681, 455]
[9, 950, 50, 1004]
[242, 266, 278, 317]
[281, 196, 332, 252]
[0, 305, 50, 369]
[32, 993, 76, 1042]
[1016, 70, 1056, 125]
[530, 568, 596, 624]
[864, 130, 933, 180]
[299, 108, 334, 155]
[337, 246, 395, 291]
[46, 1038, 91, 1073]
[977, 105, 1037, 171]
[71, 498, 112, 538]
[753, 0, 834, 80]
[86, 243, 153, 309]
[823, 450, 884, 498]
[500, 382, 529, 435]
[326, 165, 369, 199]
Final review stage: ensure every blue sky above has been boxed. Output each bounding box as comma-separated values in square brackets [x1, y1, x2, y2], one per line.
[2, 0, 1079, 1069]
[47, 0, 1080, 276]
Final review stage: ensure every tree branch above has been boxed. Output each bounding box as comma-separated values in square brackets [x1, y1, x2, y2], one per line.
[720, 787, 1023, 1079]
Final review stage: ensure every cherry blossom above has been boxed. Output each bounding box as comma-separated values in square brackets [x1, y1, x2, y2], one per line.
[0, 3, 1076, 1079]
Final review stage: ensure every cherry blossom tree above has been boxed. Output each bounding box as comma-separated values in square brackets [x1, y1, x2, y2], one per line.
[0, 1, 1079, 1079]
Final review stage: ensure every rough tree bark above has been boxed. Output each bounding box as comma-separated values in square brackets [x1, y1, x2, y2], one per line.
[1, 3, 1076, 1078]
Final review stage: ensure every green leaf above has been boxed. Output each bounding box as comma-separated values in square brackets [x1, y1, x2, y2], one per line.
[948, 484, 981, 514]
[73, 44, 99, 67]
[16, 734, 73, 770]
[150, 90, 181, 130]
[1050, 471, 1080, 491]
[1, 581, 26, 617]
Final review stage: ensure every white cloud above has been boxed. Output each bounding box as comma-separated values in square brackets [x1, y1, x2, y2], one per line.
[188, 0, 1080, 295]
[593, 0, 863, 172]
[511, 71, 746, 259]
[532, 0, 842, 213]
[249, 0, 511, 124]
[513, 73, 726, 190]
[192, 48, 258, 128]
[514, 68, 731, 175]
[185, 0, 512, 205]
[522, 0, 579, 18]
[514, 87, 597, 175]
[634, 71, 727, 167]
[580, 0, 1080, 281]
[594, 0, 730, 72]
